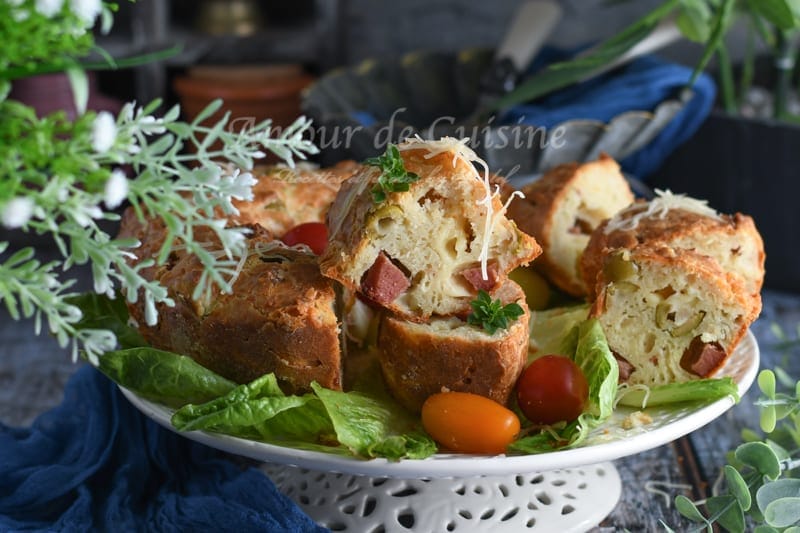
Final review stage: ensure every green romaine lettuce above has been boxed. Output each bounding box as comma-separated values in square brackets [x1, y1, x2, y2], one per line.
[616, 377, 740, 408]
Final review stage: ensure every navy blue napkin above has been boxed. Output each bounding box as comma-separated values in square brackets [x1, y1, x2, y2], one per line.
[0, 365, 326, 533]
[500, 50, 716, 178]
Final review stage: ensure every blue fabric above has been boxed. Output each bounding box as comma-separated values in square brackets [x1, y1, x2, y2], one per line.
[350, 49, 716, 179]
[0, 366, 327, 533]
[502, 49, 716, 178]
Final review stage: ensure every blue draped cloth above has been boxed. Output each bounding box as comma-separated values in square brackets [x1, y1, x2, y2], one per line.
[500, 50, 716, 177]
[0, 366, 326, 532]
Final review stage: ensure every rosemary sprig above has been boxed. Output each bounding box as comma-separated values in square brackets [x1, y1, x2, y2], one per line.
[364, 144, 420, 203]
[467, 290, 524, 335]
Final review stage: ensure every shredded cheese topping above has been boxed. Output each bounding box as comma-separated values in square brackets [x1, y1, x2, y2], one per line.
[604, 189, 722, 234]
[397, 136, 521, 280]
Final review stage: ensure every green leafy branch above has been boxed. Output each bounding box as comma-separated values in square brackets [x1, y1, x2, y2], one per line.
[664, 369, 800, 532]
[364, 144, 420, 203]
[467, 290, 524, 335]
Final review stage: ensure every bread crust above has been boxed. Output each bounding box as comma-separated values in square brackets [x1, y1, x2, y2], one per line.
[507, 154, 634, 296]
[377, 281, 529, 412]
[320, 148, 541, 322]
[589, 244, 757, 385]
[581, 205, 765, 315]
[230, 161, 359, 237]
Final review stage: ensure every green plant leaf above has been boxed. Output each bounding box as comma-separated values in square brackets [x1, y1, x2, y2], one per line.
[675, 494, 709, 524]
[706, 494, 745, 533]
[757, 479, 800, 516]
[677, 0, 713, 41]
[764, 497, 800, 527]
[748, 0, 800, 30]
[760, 369, 777, 398]
[753, 526, 782, 533]
[762, 405, 778, 433]
[724, 464, 752, 510]
[66, 66, 89, 115]
[736, 441, 782, 479]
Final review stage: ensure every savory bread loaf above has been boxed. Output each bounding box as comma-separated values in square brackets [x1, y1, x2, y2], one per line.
[581, 192, 765, 313]
[589, 244, 757, 385]
[377, 280, 530, 412]
[118, 202, 343, 393]
[320, 138, 541, 322]
[506, 154, 634, 296]
[229, 161, 359, 237]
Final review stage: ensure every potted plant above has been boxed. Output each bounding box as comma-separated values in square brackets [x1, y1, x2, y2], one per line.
[0, 1, 316, 362]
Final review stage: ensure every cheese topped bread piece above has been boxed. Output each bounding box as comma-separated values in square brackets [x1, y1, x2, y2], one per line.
[506, 154, 635, 297]
[581, 191, 765, 315]
[590, 244, 756, 386]
[320, 138, 541, 322]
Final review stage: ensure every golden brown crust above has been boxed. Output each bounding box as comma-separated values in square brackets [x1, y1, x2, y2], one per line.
[230, 161, 360, 237]
[376, 281, 529, 412]
[507, 154, 634, 296]
[581, 206, 765, 314]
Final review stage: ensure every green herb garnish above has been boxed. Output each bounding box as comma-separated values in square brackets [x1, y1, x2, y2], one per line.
[467, 289, 524, 335]
[364, 144, 420, 203]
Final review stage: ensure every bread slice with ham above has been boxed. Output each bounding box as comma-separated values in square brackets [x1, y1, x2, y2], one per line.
[320, 138, 541, 322]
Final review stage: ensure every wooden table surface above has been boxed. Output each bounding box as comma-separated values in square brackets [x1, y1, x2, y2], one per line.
[2, 244, 798, 532]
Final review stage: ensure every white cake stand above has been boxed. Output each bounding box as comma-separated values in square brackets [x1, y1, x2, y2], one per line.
[121, 331, 759, 533]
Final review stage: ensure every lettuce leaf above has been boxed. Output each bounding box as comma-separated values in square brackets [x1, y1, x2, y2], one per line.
[98, 347, 237, 408]
[616, 377, 740, 408]
[510, 318, 618, 453]
[528, 304, 590, 358]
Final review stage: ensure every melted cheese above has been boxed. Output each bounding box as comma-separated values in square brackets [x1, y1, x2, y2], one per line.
[397, 136, 517, 280]
[605, 189, 722, 234]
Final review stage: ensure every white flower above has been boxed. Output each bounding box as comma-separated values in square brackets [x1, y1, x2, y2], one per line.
[224, 169, 256, 200]
[1, 197, 34, 228]
[91, 111, 117, 153]
[104, 169, 128, 209]
[139, 115, 166, 135]
[35, 0, 63, 17]
[69, 0, 101, 26]
[73, 204, 103, 227]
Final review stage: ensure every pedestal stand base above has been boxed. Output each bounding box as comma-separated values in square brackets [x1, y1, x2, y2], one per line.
[262, 461, 621, 532]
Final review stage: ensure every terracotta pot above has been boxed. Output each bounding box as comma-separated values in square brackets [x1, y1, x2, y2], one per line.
[10, 71, 122, 120]
[174, 65, 314, 159]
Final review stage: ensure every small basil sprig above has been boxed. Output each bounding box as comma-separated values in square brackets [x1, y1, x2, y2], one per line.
[364, 144, 420, 203]
[467, 290, 524, 335]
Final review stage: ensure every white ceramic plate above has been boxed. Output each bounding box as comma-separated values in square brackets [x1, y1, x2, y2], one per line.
[121, 330, 759, 479]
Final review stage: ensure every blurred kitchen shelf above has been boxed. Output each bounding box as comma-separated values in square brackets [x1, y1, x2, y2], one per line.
[94, 0, 341, 104]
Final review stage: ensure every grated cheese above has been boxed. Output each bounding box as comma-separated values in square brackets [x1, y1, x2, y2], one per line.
[604, 189, 722, 234]
[397, 136, 518, 280]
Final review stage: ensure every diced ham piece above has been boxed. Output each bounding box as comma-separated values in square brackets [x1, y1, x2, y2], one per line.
[461, 263, 500, 292]
[680, 336, 727, 377]
[361, 252, 410, 305]
[613, 352, 636, 383]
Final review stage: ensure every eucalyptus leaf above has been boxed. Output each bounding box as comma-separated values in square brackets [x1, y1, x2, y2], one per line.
[706, 494, 745, 533]
[724, 464, 752, 510]
[753, 526, 782, 533]
[735, 441, 782, 479]
[763, 497, 800, 528]
[757, 479, 800, 515]
[760, 369, 777, 398]
[675, 494, 709, 524]
[761, 405, 778, 433]
[677, 0, 713, 41]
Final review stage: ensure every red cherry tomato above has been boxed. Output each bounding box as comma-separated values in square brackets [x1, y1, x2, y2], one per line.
[421, 392, 520, 454]
[281, 222, 328, 255]
[516, 355, 589, 425]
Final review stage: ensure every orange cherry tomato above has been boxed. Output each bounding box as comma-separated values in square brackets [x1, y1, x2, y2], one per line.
[516, 355, 589, 425]
[281, 222, 328, 255]
[421, 392, 520, 454]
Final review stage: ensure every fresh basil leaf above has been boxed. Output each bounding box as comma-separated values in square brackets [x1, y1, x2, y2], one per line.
[97, 347, 236, 408]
